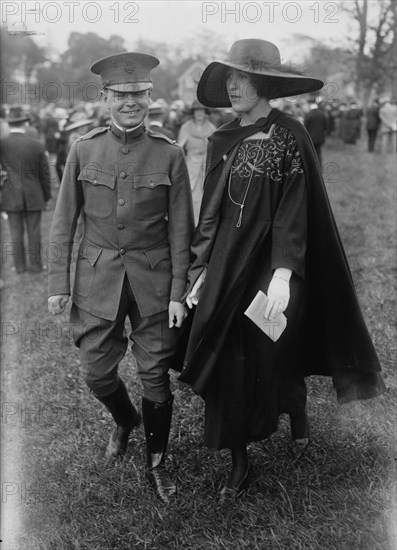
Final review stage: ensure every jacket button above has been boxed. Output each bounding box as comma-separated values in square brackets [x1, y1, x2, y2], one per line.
[119, 171, 126, 179]
[118, 199, 125, 206]
[120, 248, 126, 255]
[117, 224, 125, 230]
[121, 148, 129, 154]
[93, 179, 98, 184]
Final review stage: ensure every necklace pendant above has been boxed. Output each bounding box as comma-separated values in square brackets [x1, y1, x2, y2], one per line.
[236, 205, 244, 228]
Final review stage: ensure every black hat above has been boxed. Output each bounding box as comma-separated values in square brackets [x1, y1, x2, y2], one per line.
[64, 119, 94, 132]
[91, 52, 159, 92]
[8, 106, 30, 124]
[197, 39, 323, 108]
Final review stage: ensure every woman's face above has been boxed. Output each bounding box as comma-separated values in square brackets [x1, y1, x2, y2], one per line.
[193, 108, 206, 123]
[225, 69, 260, 114]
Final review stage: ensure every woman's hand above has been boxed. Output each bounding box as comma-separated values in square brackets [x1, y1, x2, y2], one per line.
[265, 277, 290, 321]
[186, 268, 207, 309]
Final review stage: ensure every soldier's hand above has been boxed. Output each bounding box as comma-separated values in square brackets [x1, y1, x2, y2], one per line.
[169, 301, 187, 328]
[48, 294, 69, 315]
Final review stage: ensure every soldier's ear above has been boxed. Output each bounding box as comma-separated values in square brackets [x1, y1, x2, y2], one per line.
[101, 89, 109, 107]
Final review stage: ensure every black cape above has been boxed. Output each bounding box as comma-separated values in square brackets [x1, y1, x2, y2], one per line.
[178, 109, 385, 404]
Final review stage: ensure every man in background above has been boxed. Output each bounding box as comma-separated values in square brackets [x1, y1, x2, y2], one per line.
[0, 108, 51, 273]
[304, 100, 328, 167]
[379, 97, 397, 154]
[366, 99, 380, 153]
[147, 101, 175, 139]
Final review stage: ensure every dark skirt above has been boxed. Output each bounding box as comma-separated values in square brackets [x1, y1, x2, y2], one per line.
[203, 270, 308, 450]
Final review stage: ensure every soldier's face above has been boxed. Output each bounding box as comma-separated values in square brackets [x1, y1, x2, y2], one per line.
[103, 89, 151, 129]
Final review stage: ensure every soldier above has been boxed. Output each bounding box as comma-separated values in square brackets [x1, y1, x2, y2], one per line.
[48, 52, 194, 503]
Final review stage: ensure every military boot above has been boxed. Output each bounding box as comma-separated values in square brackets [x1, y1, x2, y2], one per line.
[95, 378, 141, 459]
[142, 396, 176, 504]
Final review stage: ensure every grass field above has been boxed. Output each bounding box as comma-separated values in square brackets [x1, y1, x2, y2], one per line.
[1, 136, 396, 550]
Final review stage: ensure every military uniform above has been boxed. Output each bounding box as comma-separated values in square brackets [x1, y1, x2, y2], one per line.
[48, 52, 193, 503]
[49, 121, 193, 397]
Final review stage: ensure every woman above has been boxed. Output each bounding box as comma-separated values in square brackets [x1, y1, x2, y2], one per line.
[179, 39, 385, 502]
[178, 101, 216, 224]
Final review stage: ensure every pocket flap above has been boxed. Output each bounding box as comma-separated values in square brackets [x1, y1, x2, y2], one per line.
[78, 167, 115, 189]
[134, 173, 171, 189]
[79, 240, 102, 267]
[144, 243, 170, 269]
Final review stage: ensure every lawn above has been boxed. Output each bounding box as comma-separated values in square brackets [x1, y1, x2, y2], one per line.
[1, 136, 396, 550]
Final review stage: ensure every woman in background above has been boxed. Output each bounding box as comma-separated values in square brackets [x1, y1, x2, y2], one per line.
[178, 101, 216, 224]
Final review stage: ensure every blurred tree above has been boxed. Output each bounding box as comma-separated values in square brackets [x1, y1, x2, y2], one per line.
[303, 42, 354, 84]
[1, 26, 46, 103]
[59, 32, 127, 103]
[133, 30, 228, 101]
[343, 0, 396, 101]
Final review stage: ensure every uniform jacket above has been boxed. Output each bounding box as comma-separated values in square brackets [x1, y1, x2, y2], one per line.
[48, 123, 194, 320]
[179, 109, 385, 405]
[0, 131, 51, 211]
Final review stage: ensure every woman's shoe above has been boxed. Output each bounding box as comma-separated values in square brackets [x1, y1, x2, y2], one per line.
[219, 463, 251, 504]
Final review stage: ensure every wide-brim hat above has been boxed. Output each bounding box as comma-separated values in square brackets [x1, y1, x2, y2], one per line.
[64, 119, 94, 132]
[8, 106, 30, 124]
[148, 101, 165, 116]
[91, 52, 159, 92]
[189, 100, 210, 114]
[197, 39, 323, 108]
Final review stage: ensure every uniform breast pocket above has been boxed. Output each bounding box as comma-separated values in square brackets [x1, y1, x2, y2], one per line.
[133, 173, 171, 220]
[78, 167, 115, 219]
[74, 239, 102, 297]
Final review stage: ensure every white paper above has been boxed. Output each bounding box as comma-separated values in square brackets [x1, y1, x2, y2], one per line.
[244, 290, 287, 342]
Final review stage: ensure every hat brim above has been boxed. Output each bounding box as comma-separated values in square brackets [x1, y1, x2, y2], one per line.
[64, 119, 94, 132]
[197, 61, 324, 108]
[148, 108, 164, 116]
[8, 116, 30, 124]
[105, 82, 153, 92]
[189, 106, 210, 115]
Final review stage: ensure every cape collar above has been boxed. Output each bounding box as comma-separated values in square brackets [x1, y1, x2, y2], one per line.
[207, 108, 281, 170]
[109, 120, 145, 144]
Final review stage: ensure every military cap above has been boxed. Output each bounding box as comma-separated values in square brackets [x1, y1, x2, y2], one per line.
[91, 52, 160, 92]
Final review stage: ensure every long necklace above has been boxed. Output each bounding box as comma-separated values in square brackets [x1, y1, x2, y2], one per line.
[228, 139, 264, 228]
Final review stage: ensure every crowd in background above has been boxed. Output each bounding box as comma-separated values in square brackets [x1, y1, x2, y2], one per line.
[1, 94, 396, 181]
[1, 94, 396, 233]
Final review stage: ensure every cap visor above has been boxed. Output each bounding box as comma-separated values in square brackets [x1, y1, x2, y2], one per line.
[105, 82, 153, 92]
